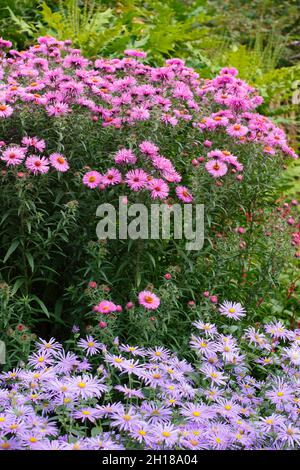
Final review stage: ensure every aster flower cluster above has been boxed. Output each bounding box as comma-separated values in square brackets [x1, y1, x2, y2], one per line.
[1, 316, 300, 451]
[0, 37, 297, 191]
[82, 140, 190, 203]
[0, 135, 68, 175]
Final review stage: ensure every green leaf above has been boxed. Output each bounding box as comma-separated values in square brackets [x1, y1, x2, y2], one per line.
[3, 240, 20, 263]
[25, 252, 34, 273]
[31, 295, 50, 318]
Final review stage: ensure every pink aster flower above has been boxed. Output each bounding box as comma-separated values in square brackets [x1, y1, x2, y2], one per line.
[148, 178, 169, 200]
[83, 171, 102, 189]
[175, 185, 193, 203]
[0, 104, 13, 118]
[46, 101, 70, 116]
[1, 146, 26, 166]
[103, 168, 122, 186]
[114, 149, 137, 165]
[227, 123, 249, 138]
[125, 169, 149, 191]
[25, 155, 49, 174]
[219, 300, 246, 320]
[94, 300, 117, 314]
[138, 290, 160, 310]
[21, 136, 45, 152]
[124, 49, 147, 58]
[49, 153, 69, 172]
[139, 141, 159, 156]
[205, 159, 228, 178]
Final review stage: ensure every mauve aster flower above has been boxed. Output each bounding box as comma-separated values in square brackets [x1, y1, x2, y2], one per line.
[138, 290, 160, 310]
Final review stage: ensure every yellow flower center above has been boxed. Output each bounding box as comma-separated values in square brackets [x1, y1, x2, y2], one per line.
[77, 381, 86, 388]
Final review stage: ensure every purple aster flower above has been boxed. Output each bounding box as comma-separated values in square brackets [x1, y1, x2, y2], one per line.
[180, 402, 215, 422]
[73, 407, 100, 423]
[114, 384, 144, 399]
[110, 406, 141, 431]
[77, 335, 102, 356]
[276, 423, 300, 448]
[219, 300, 246, 320]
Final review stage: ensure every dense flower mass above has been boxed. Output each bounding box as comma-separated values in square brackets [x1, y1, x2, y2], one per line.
[1, 319, 300, 450]
[0, 36, 297, 204]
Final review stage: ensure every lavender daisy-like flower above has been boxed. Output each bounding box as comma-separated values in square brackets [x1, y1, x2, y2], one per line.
[115, 384, 144, 399]
[180, 402, 215, 422]
[73, 407, 100, 423]
[152, 423, 179, 447]
[110, 406, 141, 431]
[77, 335, 102, 356]
[219, 300, 246, 320]
[68, 374, 108, 399]
[276, 423, 300, 448]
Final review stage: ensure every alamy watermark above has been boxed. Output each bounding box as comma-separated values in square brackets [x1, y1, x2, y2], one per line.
[96, 197, 204, 251]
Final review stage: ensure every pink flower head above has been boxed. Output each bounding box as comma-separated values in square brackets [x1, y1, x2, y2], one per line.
[103, 168, 122, 186]
[203, 140, 212, 148]
[94, 300, 117, 314]
[164, 273, 172, 280]
[0, 103, 13, 118]
[205, 159, 228, 178]
[176, 185, 193, 203]
[126, 302, 134, 310]
[114, 149, 137, 165]
[124, 49, 147, 58]
[21, 136, 45, 152]
[139, 141, 159, 157]
[83, 171, 102, 189]
[25, 155, 49, 174]
[49, 153, 69, 172]
[227, 124, 248, 138]
[125, 169, 149, 191]
[138, 290, 160, 310]
[287, 218, 295, 226]
[148, 178, 169, 200]
[1, 146, 26, 166]
[210, 295, 218, 304]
